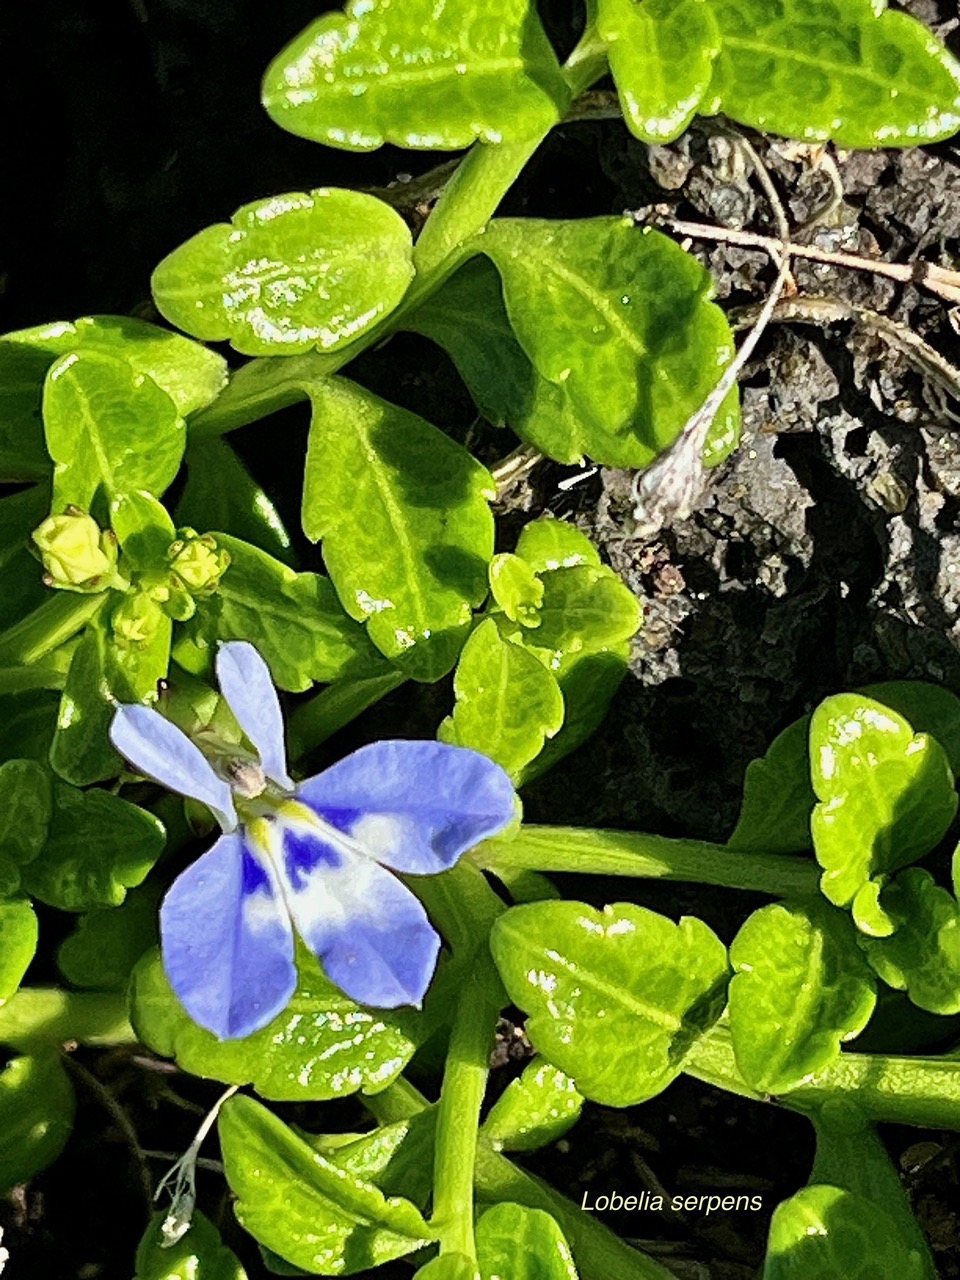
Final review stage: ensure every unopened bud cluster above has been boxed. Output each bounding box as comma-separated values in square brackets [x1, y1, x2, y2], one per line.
[32, 509, 126, 593]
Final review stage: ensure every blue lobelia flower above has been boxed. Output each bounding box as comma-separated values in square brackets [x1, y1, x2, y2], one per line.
[109, 640, 516, 1040]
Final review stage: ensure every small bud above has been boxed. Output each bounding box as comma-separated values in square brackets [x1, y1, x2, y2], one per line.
[168, 529, 230, 597]
[32, 511, 122, 593]
[112, 591, 165, 648]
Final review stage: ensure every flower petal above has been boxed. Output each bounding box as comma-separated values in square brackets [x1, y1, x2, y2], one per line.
[160, 831, 296, 1038]
[216, 641, 293, 790]
[271, 812, 440, 1007]
[296, 740, 516, 875]
[110, 703, 237, 831]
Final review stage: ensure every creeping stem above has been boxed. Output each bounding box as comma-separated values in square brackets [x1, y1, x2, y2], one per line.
[0, 593, 105, 666]
[475, 825, 821, 898]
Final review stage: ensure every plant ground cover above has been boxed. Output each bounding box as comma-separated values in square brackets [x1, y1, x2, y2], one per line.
[5, 1, 960, 1277]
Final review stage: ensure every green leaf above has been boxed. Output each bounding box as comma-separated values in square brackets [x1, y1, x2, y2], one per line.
[728, 901, 876, 1094]
[599, 0, 721, 143]
[706, 0, 960, 149]
[489, 554, 543, 627]
[481, 219, 740, 469]
[152, 189, 414, 357]
[131, 947, 421, 1101]
[111, 491, 176, 573]
[185, 534, 383, 692]
[0, 341, 57, 480]
[58, 881, 160, 991]
[439, 618, 564, 778]
[482, 1057, 582, 1152]
[302, 377, 494, 681]
[0, 988, 134, 1051]
[810, 694, 958, 919]
[22, 783, 165, 911]
[859, 869, 960, 1015]
[859, 680, 960, 776]
[727, 716, 814, 854]
[476, 1204, 578, 1280]
[490, 901, 728, 1106]
[4, 315, 227, 417]
[763, 1184, 928, 1280]
[261, 0, 567, 151]
[49, 618, 120, 785]
[514, 518, 601, 573]
[0, 691, 58, 767]
[415, 1258, 478, 1280]
[520, 566, 640, 676]
[518, 650, 629, 786]
[315, 1112, 436, 1209]
[219, 1094, 434, 1274]
[44, 350, 186, 509]
[0, 901, 38, 1002]
[176, 438, 294, 565]
[0, 1052, 75, 1193]
[135, 1210, 248, 1280]
[0, 758, 53, 894]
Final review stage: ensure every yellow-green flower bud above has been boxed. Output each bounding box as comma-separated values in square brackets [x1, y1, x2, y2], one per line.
[112, 590, 165, 648]
[32, 510, 122, 593]
[168, 530, 230, 597]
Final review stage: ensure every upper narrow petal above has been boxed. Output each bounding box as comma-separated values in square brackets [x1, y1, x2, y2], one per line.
[160, 831, 296, 1038]
[110, 703, 237, 831]
[268, 812, 440, 1008]
[216, 641, 293, 790]
[296, 740, 516, 875]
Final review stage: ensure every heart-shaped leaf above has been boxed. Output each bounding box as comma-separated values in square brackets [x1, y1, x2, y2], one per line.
[726, 717, 815, 854]
[0, 759, 52, 895]
[218, 1094, 434, 1274]
[44, 350, 186, 510]
[0, 1052, 75, 1194]
[482, 1057, 582, 1152]
[482, 219, 740, 468]
[439, 618, 564, 778]
[22, 783, 165, 911]
[599, 0, 721, 143]
[302, 377, 494, 681]
[477, 1204, 578, 1280]
[705, 0, 960, 148]
[262, 0, 567, 151]
[0, 901, 38, 1003]
[810, 694, 958, 918]
[729, 901, 876, 1094]
[859, 869, 960, 1015]
[763, 1184, 928, 1280]
[152, 189, 414, 357]
[58, 882, 160, 992]
[131, 948, 421, 1101]
[135, 1210, 248, 1280]
[490, 901, 728, 1105]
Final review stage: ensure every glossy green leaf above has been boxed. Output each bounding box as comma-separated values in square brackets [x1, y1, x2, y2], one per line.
[729, 901, 876, 1094]
[315, 1112, 436, 1209]
[705, 0, 960, 149]
[111, 491, 176, 573]
[477, 1204, 578, 1280]
[482, 1056, 582, 1152]
[135, 1210, 248, 1280]
[219, 1094, 434, 1274]
[5, 315, 227, 417]
[415, 1258, 477, 1280]
[519, 650, 629, 786]
[44, 350, 186, 509]
[0, 1052, 75, 1193]
[489, 554, 543, 627]
[727, 717, 814, 853]
[152, 189, 414, 357]
[302, 378, 494, 680]
[22, 783, 165, 911]
[810, 694, 958, 917]
[262, 0, 566, 151]
[131, 947, 420, 1101]
[0, 691, 58, 767]
[482, 219, 739, 469]
[763, 1184, 927, 1280]
[186, 534, 383, 692]
[514, 518, 601, 574]
[520, 565, 641, 676]
[600, 0, 720, 143]
[58, 881, 160, 991]
[0, 988, 134, 1051]
[490, 901, 728, 1106]
[0, 758, 53, 895]
[439, 618, 564, 778]
[860, 869, 960, 1015]
[0, 901, 38, 1002]
[49, 619, 120, 785]
[0, 342, 57, 479]
[859, 680, 960, 776]
[176, 438, 294, 565]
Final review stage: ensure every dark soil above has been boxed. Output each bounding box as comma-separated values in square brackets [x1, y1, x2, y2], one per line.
[4, 1, 960, 1277]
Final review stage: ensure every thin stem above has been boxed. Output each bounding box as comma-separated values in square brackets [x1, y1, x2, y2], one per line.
[430, 954, 501, 1258]
[685, 1025, 960, 1130]
[475, 826, 820, 898]
[0, 593, 105, 666]
[286, 669, 407, 765]
[63, 1054, 153, 1211]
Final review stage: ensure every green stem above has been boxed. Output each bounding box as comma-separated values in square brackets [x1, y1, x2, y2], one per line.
[686, 1025, 960, 1130]
[0, 593, 105, 666]
[286, 669, 408, 765]
[0, 663, 67, 693]
[476, 826, 820, 898]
